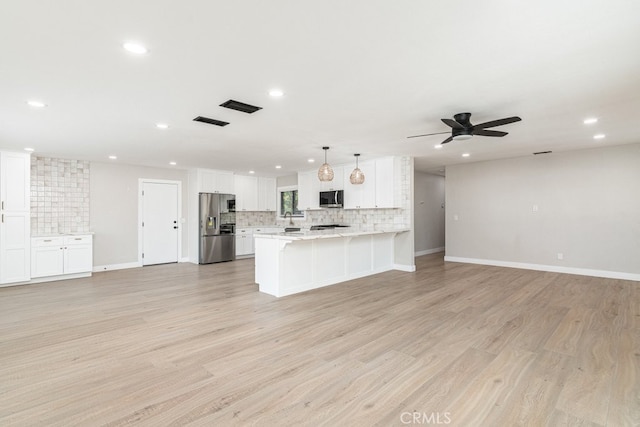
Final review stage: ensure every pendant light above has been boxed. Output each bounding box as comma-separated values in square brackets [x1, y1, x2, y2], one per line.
[317, 146, 334, 181]
[349, 153, 365, 185]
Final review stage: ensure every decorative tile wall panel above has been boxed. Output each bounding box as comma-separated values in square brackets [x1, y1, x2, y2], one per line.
[30, 157, 90, 235]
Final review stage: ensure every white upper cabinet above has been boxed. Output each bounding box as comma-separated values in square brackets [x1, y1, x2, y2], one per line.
[320, 165, 343, 191]
[234, 175, 258, 211]
[197, 169, 235, 194]
[258, 177, 276, 212]
[296, 156, 401, 212]
[373, 157, 398, 208]
[343, 157, 399, 209]
[343, 160, 376, 209]
[297, 170, 321, 210]
[1, 151, 30, 212]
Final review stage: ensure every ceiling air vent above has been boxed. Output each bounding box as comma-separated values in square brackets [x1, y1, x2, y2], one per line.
[220, 99, 262, 114]
[533, 151, 552, 155]
[193, 116, 229, 127]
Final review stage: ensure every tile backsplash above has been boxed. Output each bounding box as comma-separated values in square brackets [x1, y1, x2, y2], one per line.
[31, 156, 90, 235]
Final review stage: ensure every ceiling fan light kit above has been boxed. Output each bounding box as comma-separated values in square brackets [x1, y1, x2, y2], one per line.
[318, 146, 334, 181]
[349, 154, 365, 185]
[408, 112, 522, 145]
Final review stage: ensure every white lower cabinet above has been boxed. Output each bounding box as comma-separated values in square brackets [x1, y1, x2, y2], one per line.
[31, 235, 93, 279]
[235, 228, 254, 256]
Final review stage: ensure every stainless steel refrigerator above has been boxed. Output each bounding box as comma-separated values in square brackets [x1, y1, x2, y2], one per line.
[199, 193, 236, 264]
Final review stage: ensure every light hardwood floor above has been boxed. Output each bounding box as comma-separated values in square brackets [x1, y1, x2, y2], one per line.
[1, 254, 638, 426]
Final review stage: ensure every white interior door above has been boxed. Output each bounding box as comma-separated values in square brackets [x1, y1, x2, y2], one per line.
[142, 182, 179, 265]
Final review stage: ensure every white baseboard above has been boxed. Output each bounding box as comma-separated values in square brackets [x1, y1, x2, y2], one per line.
[179, 257, 190, 263]
[29, 272, 92, 284]
[444, 256, 640, 282]
[394, 264, 416, 272]
[93, 262, 142, 272]
[415, 247, 445, 257]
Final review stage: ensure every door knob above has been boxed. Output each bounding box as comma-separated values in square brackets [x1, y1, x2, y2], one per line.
[173, 226, 178, 229]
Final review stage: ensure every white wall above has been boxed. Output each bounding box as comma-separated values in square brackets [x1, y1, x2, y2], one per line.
[445, 143, 640, 279]
[276, 174, 297, 187]
[414, 172, 445, 255]
[90, 162, 189, 268]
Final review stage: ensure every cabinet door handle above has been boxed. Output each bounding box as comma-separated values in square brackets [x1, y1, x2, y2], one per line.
[1, 201, 3, 209]
[44, 239, 52, 242]
[1, 214, 3, 223]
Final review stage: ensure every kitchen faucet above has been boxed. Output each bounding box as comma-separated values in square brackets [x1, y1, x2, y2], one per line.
[283, 211, 294, 226]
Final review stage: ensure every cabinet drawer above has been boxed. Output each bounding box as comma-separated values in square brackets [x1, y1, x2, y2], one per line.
[236, 228, 252, 234]
[64, 235, 92, 245]
[32, 237, 64, 247]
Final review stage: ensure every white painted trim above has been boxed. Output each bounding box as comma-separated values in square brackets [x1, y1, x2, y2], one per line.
[415, 247, 445, 257]
[444, 256, 640, 282]
[0, 280, 31, 288]
[138, 179, 183, 266]
[93, 262, 142, 272]
[394, 263, 416, 272]
[1, 271, 94, 287]
[179, 257, 190, 263]
[28, 272, 92, 284]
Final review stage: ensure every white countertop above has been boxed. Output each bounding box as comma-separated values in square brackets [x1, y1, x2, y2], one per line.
[253, 227, 409, 241]
[32, 232, 95, 238]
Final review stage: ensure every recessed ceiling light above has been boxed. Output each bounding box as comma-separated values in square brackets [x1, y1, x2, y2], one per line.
[249, 170, 255, 174]
[434, 144, 443, 149]
[462, 153, 470, 157]
[275, 165, 282, 169]
[24, 147, 35, 152]
[583, 117, 598, 125]
[27, 100, 46, 108]
[169, 161, 176, 166]
[123, 42, 148, 54]
[108, 155, 117, 160]
[593, 134, 606, 140]
[307, 158, 315, 163]
[156, 123, 169, 129]
[269, 89, 284, 97]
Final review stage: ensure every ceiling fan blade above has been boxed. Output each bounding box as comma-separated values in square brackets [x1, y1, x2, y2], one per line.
[473, 129, 508, 137]
[406, 131, 450, 139]
[442, 118, 464, 129]
[440, 136, 454, 144]
[473, 116, 521, 129]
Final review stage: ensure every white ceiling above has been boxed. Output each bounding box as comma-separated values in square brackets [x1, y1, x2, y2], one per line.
[1, 1, 639, 176]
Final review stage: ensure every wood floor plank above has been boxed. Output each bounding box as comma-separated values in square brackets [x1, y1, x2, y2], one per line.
[374, 347, 496, 426]
[544, 307, 593, 356]
[555, 329, 617, 425]
[442, 346, 538, 425]
[605, 328, 640, 426]
[480, 349, 573, 426]
[0, 254, 638, 425]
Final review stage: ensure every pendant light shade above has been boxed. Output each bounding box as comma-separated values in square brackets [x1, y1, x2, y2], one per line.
[318, 146, 334, 181]
[349, 153, 365, 185]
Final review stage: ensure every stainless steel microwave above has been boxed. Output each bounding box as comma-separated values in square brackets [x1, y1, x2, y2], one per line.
[319, 190, 343, 208]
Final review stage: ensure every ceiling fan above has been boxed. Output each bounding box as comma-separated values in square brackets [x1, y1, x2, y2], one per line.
[408, 112, 522, 144]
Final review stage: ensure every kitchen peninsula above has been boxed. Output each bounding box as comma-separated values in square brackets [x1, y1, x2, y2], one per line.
[254, 227, 412, 297]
